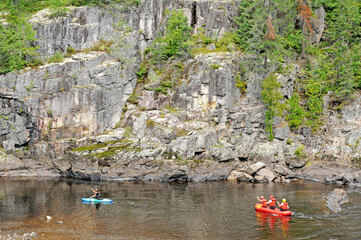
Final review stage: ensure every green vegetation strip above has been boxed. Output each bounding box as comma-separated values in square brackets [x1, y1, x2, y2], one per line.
[71, 140, 140, 159]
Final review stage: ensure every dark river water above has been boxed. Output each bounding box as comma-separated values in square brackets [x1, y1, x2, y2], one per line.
[0, 178, 361, 240]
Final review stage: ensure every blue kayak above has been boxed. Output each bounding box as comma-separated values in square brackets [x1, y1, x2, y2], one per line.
[81, 198, 114, 203]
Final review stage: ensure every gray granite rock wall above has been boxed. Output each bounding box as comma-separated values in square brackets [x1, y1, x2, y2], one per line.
[3, 1, 361, 185]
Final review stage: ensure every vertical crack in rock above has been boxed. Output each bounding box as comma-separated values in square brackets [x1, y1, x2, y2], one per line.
[191, 1, 197, 28]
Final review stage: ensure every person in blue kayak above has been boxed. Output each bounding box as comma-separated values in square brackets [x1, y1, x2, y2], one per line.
[90, 188, 101, 200]
[278, 198, 289, 211]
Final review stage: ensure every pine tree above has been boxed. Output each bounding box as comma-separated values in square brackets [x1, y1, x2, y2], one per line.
[322, 0, 361, 99]
[235, 0, 254, 51]
[151, 9, 192, 62]
[0, 16, 37, 74]
[297, 0, 313, 59]
[263, 14, 277, 68]
[261, 73, 285, 141]
[243, 0, 267, 54]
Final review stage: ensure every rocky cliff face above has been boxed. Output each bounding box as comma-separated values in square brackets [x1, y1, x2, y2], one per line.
[1, 0, 361, 186]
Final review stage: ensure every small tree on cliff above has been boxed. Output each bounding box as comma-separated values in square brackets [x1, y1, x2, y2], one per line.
[235, 0, 254, 50]
[0, 17, 37, 74]
[261, 73, 285, 141]
[323, 0, 361, 99]
[150, 9, 192, 62]
[297, 0, 314, 59]
[263, 14, 277, 69]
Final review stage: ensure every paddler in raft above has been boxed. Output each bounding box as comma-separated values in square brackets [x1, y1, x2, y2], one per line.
[267, 195, 277, 210]
[90, 187, 101, 200]
[278, 199, 289, 211]
[257, 196, 268, 208]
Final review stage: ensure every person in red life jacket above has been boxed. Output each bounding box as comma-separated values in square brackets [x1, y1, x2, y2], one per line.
[257, 196, 268, 207]
[278, 198, 289, 211]
[267, 195, 277, 210]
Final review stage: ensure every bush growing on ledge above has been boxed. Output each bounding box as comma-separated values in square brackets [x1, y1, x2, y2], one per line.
[235, 74, 247, 94]
[261, 73, 285, 141]
[127, 90, 139, 104]
[286, 93, 304, 130]
[135, 64, 147, 82]
[49, 6, 69, 19]
[27, 57, 45, 68]
[295, 144, 306, 158]
[148, 9, 192, 63]
[65, 46, 76, 57]
[154, 80, 172, 95]
[0, 17, 37, 74]
[91, 39, 114, 53]
[190, 31, 238, 55]
[47, 51, 64, 63]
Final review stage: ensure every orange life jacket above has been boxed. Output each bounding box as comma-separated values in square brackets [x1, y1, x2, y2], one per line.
[262, 199, 268, 207]
[269, 199, 276, 207]
[280, 202, 288, 210]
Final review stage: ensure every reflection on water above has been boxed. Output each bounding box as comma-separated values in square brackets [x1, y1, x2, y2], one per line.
[255, 211, 291, 239]
[81, 202, 110, 210]
[0, 178, 360, 239]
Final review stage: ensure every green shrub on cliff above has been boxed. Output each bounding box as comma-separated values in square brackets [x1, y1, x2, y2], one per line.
[135, 64, 147, 82]
[0, 0, 141, 15]
[234, 0, 253, 50]
[261, 73, 285, 141]
[305, 76, 325, 131]
[295, 144, 306, 158]
[148, 9, 192, 62]
[0, 17, 37, 74]
[286, 93, 304, 130]
[47, 51, 64, 63]
[154, 80, 172, 95]
[235, 74, 247, 94]
[235, 0, 299, 59]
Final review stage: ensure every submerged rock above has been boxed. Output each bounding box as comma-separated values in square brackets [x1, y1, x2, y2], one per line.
[326, 188, 349, 213]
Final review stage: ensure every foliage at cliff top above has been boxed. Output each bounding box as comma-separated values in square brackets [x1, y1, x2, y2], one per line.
[0, 17, 37, 74]
[236, 0, 361, 135]
[0, 0, 140, 74]
[0, 0, 140, 18]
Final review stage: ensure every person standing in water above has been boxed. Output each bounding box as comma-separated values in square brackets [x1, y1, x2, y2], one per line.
[90, 188, 101, 200]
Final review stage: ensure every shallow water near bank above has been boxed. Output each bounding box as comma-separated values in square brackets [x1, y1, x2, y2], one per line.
[0, 178, 360, 239]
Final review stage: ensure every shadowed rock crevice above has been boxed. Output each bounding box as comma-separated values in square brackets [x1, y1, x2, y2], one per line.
[191, 1, 197, 28]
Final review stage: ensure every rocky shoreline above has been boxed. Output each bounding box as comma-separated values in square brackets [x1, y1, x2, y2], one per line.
[2, 143, 361, 188]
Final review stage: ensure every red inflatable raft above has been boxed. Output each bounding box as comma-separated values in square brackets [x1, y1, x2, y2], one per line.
[255, 203, 292, 216]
